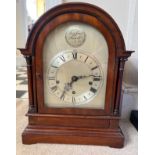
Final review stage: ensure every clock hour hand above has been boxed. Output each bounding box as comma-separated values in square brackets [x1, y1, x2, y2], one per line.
[89, 75, 102, 78]
[68, 76, 79, 87]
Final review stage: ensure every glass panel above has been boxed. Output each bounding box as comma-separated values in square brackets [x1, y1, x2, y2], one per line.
[43, 22, 108, 109]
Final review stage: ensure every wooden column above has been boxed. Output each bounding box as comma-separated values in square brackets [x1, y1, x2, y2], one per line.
[24, 55, 36, 113]
[114, 57, 127, 115]
[18, 48, 37, 113]
[114, 50, 134, 115]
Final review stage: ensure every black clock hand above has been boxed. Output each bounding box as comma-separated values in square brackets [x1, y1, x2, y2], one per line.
[71, 75, 101, 80]
[89, 75, 102, 77]
[66, 74, 102, 91]
[60, 90, 66, 100]
[68, 76, 79, 87]
[60, 83, 71, 100]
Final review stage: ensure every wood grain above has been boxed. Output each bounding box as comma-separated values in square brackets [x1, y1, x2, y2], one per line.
[19, 2, 134, 148]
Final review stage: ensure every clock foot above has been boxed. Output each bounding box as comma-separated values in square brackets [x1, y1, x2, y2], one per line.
[22, 125, 124, 148]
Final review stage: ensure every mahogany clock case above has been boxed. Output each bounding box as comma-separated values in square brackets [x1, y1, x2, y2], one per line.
[19, 2, 134, 148]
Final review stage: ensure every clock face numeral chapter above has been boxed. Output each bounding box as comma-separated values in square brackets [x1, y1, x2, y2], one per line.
[48, 51, 103, 105]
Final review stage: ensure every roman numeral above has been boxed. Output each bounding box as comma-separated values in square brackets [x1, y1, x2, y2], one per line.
[72, 97, 76, 104]
[48, 77, 55, 80]
[72, 52, 77, 59]
[83, 96, 87, 100]
[90, 87, 97, 93]
[51, 65, 58, 68]
[93, 77, 101, 81]
[91, 66, 98, 70]
[84, 56, 88, 62]
[59, 55, 66, 62]
[51, 86, 57, 92]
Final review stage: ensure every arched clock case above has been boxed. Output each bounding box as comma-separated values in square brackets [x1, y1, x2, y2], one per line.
[19, 3, 133, 148]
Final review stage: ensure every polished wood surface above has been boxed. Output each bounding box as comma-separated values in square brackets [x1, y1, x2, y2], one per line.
[19, 2, 134, 148]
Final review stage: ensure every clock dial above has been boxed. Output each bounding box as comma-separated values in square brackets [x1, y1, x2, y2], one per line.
[47, 50, 103, 105]
[43, 22, 108, 109]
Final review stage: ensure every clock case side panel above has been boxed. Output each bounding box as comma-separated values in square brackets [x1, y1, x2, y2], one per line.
[19, 3, 134, 148]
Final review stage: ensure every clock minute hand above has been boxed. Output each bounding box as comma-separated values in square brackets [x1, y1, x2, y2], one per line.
[74, 75, 102, 79]
[88, 75, 101, 78]
[60, 90, 66, 100]
[60, 83, 71, 100]
[68, 74, 102, 88]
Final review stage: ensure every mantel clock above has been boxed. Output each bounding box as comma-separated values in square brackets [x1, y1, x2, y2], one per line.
[19, 3, 134, 148]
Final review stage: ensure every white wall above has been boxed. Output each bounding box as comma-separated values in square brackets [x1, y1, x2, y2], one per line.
[16, 0, 28, 48]
[16, 0, 28, 66]
[124, 0, 138, 86]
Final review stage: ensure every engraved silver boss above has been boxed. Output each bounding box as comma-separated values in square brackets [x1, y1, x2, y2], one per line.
[65, 26, 86, 47]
